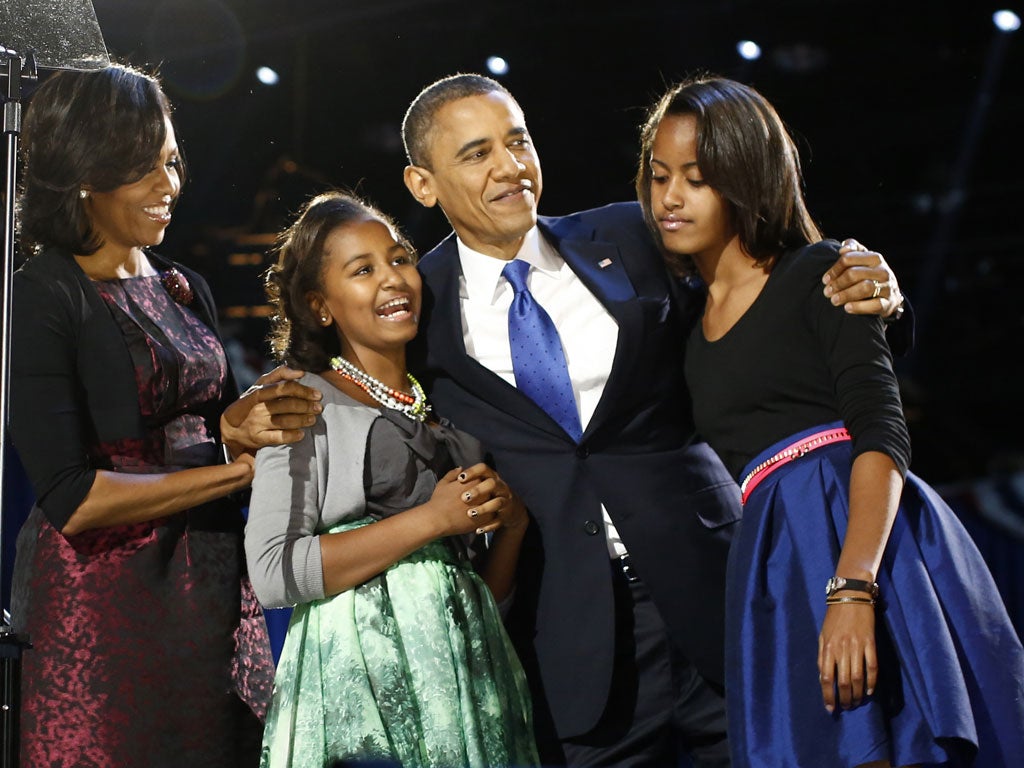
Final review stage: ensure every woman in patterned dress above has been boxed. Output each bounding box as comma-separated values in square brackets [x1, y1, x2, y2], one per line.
[10, 63, 322, 766]
[245, 190, 539, 767]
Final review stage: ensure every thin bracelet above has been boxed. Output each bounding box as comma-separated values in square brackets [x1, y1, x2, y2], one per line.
[826, 596, 876, 606]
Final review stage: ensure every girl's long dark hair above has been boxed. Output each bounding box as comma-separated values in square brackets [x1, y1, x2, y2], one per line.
[636, 76, 821, 276]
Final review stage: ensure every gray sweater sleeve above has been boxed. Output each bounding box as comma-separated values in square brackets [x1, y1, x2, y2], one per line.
[245, 427, 327, 608]
[244, 374, 377, 608]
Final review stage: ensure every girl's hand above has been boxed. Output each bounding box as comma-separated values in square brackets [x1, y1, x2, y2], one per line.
[817, 598, 879, 713]
[426, 465, 496, 537]
[457, 464, 528, 535]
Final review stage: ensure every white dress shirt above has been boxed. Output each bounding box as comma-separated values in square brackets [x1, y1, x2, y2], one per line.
[456, 226, 627, 558]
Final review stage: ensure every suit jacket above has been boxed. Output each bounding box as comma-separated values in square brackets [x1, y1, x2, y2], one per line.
[412, 201, 741, 738]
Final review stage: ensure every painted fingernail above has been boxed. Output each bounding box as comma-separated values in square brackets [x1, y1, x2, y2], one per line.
[458, 472, 467, 481]
[825, 705, 834, 714]
[462, 492, 473, 502]
[468, 509, 478, 518]
[475, 527, 485, 535]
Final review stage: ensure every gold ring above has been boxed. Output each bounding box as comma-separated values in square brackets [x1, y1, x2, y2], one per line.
[870, 280, 882, 299]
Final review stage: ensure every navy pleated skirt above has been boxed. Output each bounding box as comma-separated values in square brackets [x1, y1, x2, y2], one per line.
[727, 422, 1024, 768]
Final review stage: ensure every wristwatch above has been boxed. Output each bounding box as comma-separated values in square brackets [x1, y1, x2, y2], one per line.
[825, 576, 879, 598]
[882, 295, 906, 324]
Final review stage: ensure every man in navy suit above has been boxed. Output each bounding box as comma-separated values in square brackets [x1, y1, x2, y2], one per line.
[401, 74, 904, 767]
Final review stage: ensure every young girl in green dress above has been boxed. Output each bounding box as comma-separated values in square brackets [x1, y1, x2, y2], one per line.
[245, 191, 539, 767]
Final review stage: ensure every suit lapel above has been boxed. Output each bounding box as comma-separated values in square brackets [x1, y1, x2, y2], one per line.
[553, 235, 636, 323]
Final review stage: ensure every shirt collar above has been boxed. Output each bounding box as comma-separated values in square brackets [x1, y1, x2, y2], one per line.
[456, 226, 565, 304]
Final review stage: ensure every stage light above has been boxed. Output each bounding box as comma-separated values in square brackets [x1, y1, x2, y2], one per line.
[737, 40, 762, 61]
[256, 66, 280, 86]
[993, 10, 1020, 32]
[487, 56, 509, 76]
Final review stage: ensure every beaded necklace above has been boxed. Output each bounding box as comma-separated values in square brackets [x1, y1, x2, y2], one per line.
[329, 355, 431, 422]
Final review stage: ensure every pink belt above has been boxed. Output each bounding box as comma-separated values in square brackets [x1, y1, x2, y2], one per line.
[739, 427, 851, 505]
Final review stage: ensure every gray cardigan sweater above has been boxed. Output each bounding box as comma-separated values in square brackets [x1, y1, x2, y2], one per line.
[245, 373, 379, 608]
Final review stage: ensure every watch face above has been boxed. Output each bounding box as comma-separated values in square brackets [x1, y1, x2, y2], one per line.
[826, 577, 878, 597]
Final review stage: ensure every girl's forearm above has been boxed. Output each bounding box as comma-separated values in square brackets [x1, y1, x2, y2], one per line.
[318, 503, 445, 597]
[476, 523, 528, 603]
[835, 451, 903, 583]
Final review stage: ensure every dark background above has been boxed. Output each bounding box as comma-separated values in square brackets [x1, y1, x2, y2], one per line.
[20, 0, 1024, 484]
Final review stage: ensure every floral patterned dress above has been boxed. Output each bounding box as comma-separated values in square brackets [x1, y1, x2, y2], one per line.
[12, 273, 274, 767]
[256, 405, 539, 768]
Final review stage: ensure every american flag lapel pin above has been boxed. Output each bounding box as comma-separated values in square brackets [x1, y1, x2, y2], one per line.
[598, 258, 613, 269]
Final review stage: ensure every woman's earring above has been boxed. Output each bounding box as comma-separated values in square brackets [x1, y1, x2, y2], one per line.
[79, 189, 88, 199]
[320, 316, 329, 324]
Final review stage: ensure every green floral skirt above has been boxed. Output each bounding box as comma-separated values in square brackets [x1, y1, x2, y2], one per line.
[260, 518, 539, 767]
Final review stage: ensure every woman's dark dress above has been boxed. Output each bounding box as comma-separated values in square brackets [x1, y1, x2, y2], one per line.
[12, 270, 274, 767]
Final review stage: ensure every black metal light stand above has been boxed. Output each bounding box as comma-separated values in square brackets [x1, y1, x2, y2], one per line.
[1, 3, 109, 763]
[0, 45, 35, 768]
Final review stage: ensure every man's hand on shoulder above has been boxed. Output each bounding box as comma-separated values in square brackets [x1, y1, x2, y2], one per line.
[821, 239, 904, 319]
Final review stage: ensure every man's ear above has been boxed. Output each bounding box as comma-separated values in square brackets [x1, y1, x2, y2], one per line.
[403, 165, 438, 208]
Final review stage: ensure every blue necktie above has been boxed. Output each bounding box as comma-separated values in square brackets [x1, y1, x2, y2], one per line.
[502, 259, 582, 441]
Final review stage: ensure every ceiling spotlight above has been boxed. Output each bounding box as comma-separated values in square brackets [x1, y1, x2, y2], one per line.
[993, 10, 1021, 32]
[737, 40, 762, 61]
[486, 56, 509, 76]
[256, 66, 280, 86]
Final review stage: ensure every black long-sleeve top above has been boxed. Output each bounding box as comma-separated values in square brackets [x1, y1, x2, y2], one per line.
[684, 240, 911, 481]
